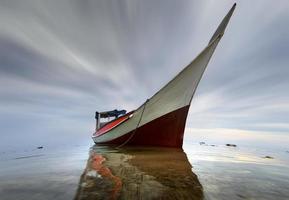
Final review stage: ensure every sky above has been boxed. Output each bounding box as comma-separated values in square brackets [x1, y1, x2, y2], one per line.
[0, 0, 289, 150]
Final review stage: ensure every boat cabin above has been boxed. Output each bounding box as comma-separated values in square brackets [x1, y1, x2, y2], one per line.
[95, 109, 127, 130]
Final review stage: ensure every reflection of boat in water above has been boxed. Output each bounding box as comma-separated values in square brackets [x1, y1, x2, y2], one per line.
[74, 146, 203, 200]
[92, 4, 236, 148]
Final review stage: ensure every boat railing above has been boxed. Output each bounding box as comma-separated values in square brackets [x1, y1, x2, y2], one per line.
[95, 109, 127, 130]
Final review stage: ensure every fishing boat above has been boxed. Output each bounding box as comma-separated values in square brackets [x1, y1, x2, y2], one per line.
[92, 3, 236, 148]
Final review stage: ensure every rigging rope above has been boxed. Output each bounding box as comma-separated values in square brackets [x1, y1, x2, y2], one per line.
[116, 99, 149, 149]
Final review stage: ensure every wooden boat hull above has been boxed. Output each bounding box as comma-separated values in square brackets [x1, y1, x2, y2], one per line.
[94, 105, 190, 148]
[92, 4, 236, 148]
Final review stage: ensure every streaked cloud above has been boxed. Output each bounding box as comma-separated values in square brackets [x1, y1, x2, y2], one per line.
[0, 0, 289, 149]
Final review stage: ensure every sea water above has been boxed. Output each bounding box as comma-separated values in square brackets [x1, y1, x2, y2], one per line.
[0, 141, 288, 199]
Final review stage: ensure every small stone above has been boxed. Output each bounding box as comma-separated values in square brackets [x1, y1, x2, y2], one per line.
[226, 144, 237, 147]
[263, 156, 274, 159]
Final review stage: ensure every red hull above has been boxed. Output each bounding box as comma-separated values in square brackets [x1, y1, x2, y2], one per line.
[97, 105, 190, 148]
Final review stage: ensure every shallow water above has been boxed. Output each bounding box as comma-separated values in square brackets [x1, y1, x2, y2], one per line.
[183, 142, 289, 200]
[74, 146, 202, 200]
[0, 143, 288, 199]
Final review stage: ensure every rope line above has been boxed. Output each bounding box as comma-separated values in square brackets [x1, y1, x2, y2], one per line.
[116, 99, 149, 149]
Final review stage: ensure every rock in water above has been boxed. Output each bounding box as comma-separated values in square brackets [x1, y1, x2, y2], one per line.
[263, 156, 274, 159]
[226, 144, 237, 147]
